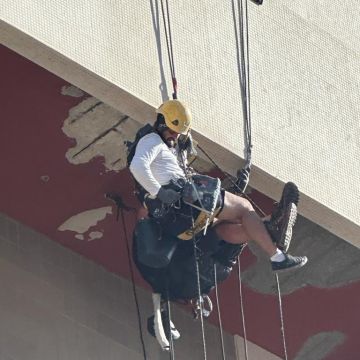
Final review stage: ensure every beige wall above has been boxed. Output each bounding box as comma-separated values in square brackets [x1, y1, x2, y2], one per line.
[1, 1, 359, 246]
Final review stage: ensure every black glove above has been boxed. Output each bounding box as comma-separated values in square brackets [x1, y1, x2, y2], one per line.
[157, 187, 181, 205]
[236, 167, 250, 194]
[178, 132, 197, 157]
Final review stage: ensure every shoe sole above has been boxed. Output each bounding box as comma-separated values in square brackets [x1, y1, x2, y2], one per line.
[279, 203, 297, 253]
[281, 182, 300, 207]
[274, 256, 308, 273]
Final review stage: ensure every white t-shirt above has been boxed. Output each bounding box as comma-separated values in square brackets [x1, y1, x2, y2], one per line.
[129, 132, 186, 196]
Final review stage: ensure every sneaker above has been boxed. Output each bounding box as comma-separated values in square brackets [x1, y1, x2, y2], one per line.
[265, 182, 299, 252]
[265, 202, 297, 252]
[271, 182, 300, 225]
[271, 253, 308, 272]
[147, 311, 180, 341]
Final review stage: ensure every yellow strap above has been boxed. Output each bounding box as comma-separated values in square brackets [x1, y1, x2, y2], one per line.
[177, 207, 221, 241]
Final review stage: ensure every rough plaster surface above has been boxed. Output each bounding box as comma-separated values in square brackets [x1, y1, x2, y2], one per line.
[243, 216, 360, 295]
[294, 331, 345, 360]
[62, 96, 142, 172]
[58, 206, 112, 241]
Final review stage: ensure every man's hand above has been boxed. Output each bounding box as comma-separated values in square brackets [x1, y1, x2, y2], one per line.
[236, 167, 250, 194]
[178, 132, 197, 157]
[157, 187, 181, 205]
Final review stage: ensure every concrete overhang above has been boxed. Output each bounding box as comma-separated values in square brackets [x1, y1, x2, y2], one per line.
[1, 0, 359, 248]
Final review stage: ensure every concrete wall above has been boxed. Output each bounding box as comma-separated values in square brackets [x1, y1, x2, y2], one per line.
[0, 212, 240, 360]
[1, 2, 359, 245]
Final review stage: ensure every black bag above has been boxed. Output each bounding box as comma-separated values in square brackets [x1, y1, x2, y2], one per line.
[135, 218, 178, 269]
[133, 222, 244, 301]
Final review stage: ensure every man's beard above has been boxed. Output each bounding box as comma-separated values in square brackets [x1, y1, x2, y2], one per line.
[165, 137, 176, 148]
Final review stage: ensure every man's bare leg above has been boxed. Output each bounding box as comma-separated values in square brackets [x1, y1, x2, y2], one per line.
[217, 191, 278, 257]
[214, 191, 308, 272]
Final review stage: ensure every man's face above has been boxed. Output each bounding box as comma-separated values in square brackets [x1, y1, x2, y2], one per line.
[163, 128, 180, 148]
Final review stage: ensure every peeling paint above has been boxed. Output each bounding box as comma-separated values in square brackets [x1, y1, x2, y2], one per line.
[62, 96, 142, 172]
[58, 206, 112, 240]
[294, 331, 346, 360]
[61, 85, 85, 98]
[88, 231, 103, 241]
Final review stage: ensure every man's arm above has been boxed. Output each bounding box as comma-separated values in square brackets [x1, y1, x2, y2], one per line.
[129, 134, 163, 197]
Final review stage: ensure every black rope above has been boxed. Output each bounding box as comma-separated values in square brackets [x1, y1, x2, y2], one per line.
[214, 264, 226, 360]
[160, 0, 178, 99]
[117, 205, 148, 360]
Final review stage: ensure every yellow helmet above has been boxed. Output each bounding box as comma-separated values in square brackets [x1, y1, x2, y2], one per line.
[156, 100, 192, 135]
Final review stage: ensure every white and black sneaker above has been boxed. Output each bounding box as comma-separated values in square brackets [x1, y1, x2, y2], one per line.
[265, 182, 299, 252]
[271, 253, 308, 272]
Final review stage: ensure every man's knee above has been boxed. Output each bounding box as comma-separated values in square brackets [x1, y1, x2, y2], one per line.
[219, 191, 254, 221]
[240, 198, 254, 212]
[225, 191, 253, 210]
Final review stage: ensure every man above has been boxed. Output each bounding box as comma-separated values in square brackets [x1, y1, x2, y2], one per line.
[130, 100, 308, 272]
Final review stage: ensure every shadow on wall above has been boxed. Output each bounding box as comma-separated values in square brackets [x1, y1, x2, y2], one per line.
[243, 216, 360, 295]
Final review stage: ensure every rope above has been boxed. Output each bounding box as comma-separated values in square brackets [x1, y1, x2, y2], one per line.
[234, 0, 253, 168]
[166, 299, 176, 360]
[118, 207, 148, 360]
[275, 274, 288, 360]
[214, 264, 226, 360]
[237, 249, 249, 360]
[191, 209, 208, 360]
[160, 0, 178, 99]
[195, 144, 266, 217]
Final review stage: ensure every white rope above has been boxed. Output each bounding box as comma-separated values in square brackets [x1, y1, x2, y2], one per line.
[214, 264, 226, 360]
[275, 274, 288, 360]
[166, 299, 176, 359]
[193, 244, 208, 359]
[237, 253, 249, 360]
[191, 209, 208, 359]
